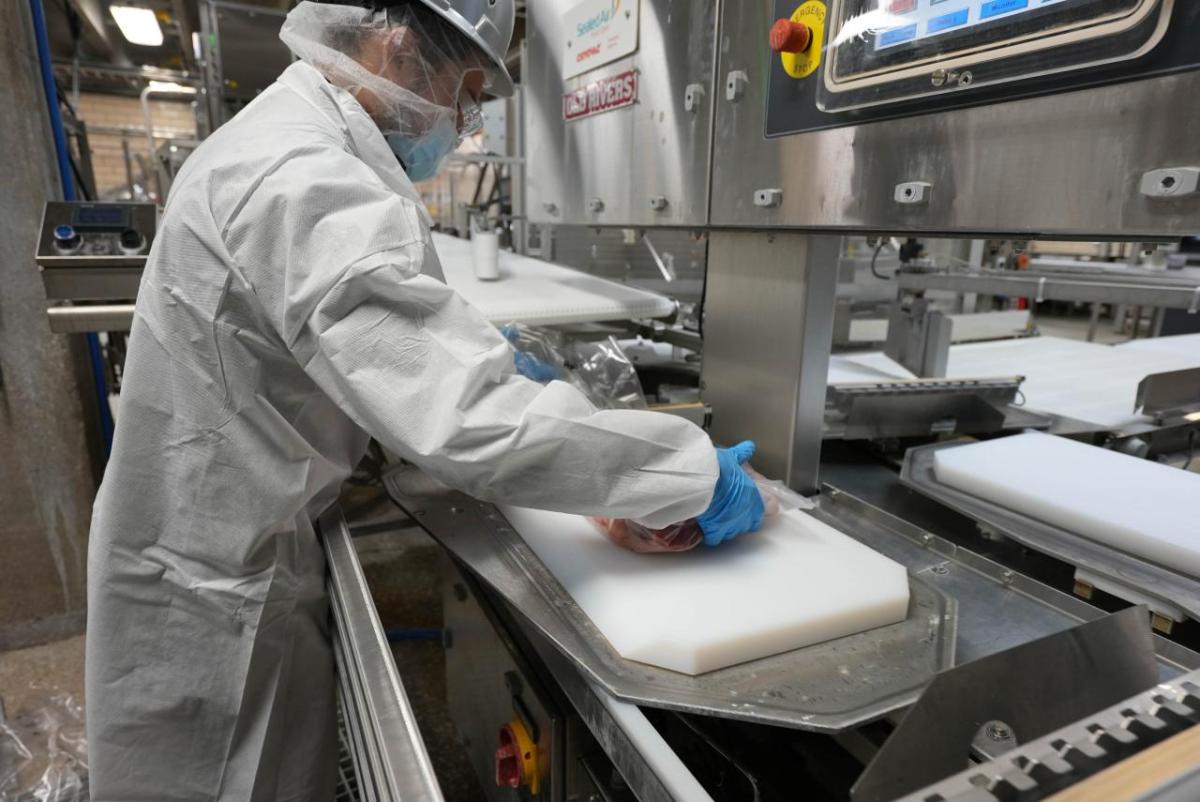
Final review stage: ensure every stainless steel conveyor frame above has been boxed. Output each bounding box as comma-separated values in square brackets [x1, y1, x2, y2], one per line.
[321, 507, 444, 801]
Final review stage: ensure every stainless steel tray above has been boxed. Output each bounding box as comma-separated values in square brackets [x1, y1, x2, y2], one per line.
[383, 465, 956, 733]
[900, 440, 1200, 624]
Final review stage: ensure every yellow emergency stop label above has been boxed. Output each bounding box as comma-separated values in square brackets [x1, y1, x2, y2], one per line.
[781, 1, 826, 79]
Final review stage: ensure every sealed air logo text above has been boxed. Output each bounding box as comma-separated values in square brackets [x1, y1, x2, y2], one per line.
[561, 0, 640, 80]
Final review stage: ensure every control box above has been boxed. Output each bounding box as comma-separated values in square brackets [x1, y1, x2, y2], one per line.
[36, 202, 158, 303]
[36, 202, 157, 267]
[767, 0, 1200, 135]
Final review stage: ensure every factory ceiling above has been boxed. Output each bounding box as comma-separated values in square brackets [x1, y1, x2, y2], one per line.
[45, 0, 523, 97]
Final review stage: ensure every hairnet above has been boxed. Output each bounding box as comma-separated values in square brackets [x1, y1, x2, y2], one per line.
[280, 1, 488, 140]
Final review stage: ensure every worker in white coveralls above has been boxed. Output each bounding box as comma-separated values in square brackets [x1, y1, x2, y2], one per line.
[84, 1, 764, 798]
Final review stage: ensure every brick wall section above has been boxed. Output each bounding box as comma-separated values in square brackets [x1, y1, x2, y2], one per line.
[75, 93, 198, 197]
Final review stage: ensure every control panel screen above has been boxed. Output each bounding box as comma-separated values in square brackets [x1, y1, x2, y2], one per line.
[766, 0, 1188, 136]
[874, 0, 1074, 51]
[72, 204, 130, 230]
[828, 0, 1148, 83]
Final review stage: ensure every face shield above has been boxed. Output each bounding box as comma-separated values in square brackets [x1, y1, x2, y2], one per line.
[280, 1, 497, 179]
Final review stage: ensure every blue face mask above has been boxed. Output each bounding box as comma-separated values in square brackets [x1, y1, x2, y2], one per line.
[386, 114, 460, 182]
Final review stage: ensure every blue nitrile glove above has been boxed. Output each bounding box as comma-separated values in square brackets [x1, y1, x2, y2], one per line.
[513, 351, 561, 383]
[501, 324, 561, 383]
[695, 440, 765, 547]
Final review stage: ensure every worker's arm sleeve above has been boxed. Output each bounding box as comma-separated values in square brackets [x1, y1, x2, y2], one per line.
[224, 149, 717, 528]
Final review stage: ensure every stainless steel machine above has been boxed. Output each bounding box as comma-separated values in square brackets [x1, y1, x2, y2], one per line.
[397, 0, 1200, 800]
[28, 0, 1200, 798]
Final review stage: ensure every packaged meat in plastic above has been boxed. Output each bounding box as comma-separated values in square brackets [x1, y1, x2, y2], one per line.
[589, 516, 705, 553]
[590, 465, 813, 553]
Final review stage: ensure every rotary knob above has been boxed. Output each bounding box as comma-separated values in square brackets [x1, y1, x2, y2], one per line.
[119, 228, 145, 252]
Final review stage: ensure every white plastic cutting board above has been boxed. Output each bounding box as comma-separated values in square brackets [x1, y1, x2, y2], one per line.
[498, 506, 910, 675]
[431, 232, 676, 326]
[933, 431, 1200, 577]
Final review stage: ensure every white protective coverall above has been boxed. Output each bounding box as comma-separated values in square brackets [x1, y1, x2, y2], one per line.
[85, 50, 717, 802]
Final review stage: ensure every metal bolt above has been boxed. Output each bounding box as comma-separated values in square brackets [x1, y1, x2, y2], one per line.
[1002, 570, 1015, 585]
[588, 197, 605, 213]
[986, 721, 1013, 741]
[1140, 166, 1200, 198]
[541, 201, 558, 214]
[449, 506, 462, 514]
[753, 188, 783, 208]
[930, 68, 948, 87]
[957, 70, 974, 87]
[725, 70, 749, 102]
[921, 533, 934, 547]
[931, 564, 949, 575]
[648, 195, 668, 211]
[894, 181, 932, 204]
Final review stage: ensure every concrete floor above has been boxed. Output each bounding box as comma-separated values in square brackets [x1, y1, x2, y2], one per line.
[0, 634, 85, 714]
[356, 524, 486, 802]
[0, 634, 87, 795]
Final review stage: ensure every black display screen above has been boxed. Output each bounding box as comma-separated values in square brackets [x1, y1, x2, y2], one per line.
[71, 204, 130, 230]
[829, 0, 1145, 82]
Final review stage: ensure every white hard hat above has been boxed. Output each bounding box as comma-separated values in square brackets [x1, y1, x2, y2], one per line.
[416, 0, 515, 97]
[312, 0, 515, 97]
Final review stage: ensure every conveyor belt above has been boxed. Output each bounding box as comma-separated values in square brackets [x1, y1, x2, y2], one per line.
[381, 464, 956, 733]
[897, 665, 1200, 802]
[833, 335, 1200, 432]
[431, 232, 677, 326]
[902, 440, 1200, 628]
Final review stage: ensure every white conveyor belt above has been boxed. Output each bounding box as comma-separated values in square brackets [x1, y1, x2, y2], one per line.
[498, 506, 910, 676]
[833, 336, 1200, 430]
[1117, 332, 1200, 360]
[933, 431, 1200, 578]
[431, 232, 676, 326]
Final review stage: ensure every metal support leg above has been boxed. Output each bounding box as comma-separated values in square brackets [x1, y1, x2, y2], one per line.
[1087, 302, 1102, 342]
[701, 232, 840, 494]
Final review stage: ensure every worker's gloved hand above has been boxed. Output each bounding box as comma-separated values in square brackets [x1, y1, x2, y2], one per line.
[513, 351, 561, 383]
[695, 440, 765, 547]
[501, 324, 562, 383]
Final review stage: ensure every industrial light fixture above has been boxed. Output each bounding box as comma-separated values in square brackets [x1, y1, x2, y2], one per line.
[110, 5, 164, 47]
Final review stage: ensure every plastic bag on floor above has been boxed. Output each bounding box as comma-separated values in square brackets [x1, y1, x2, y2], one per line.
[591, 465, 814, 553]
[0, 692, 88, 802]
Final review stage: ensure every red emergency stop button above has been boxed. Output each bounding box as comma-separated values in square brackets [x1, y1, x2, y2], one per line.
[770, 19, 812, 54]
